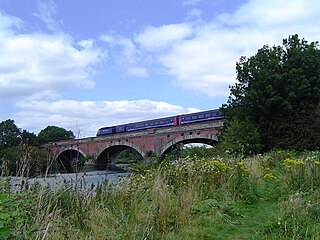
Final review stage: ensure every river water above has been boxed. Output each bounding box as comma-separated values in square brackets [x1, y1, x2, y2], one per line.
[6, 170, 131, 193]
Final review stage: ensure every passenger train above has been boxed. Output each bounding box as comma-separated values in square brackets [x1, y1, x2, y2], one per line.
[96, 109, 224, 136]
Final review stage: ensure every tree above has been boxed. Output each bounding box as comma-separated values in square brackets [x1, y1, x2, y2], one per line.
[0, 119, 21, 151]
[38, 126, 75, 144]
[21, 130, 39, 146]
[223, 34, 320, 151]
[218, 119, 262, 157]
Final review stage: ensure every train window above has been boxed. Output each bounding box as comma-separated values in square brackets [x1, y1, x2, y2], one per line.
[160, 121, 165, 124]
[205, 113, 211, 117]
[192, 116, 197, 120]
[198, 114, 204, 118]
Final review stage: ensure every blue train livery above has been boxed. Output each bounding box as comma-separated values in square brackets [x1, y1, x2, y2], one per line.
[180, 109, 223, 124]
[96, 109, 223, 136]
[126, 116, 175, 132]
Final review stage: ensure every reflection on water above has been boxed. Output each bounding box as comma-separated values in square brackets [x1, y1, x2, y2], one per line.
[7, 170, 132, 193]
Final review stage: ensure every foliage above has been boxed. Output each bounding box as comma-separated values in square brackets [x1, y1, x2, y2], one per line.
[0, 119, 21, 152]
[217, 118, 262, 157]
[115, 148, 143, 164]
[21, 130, 39, 146]
[1, 145, 51, 177]
[264, 191, 320, 239]
[38, 125, 75, 144]
[0, 185, 38, 239]
[223, 34, 320, 151]
[0, 120, 75, 177]
[179, 144, 217, 159]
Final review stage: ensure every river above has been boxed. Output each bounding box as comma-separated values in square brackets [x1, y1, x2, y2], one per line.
[5, 170, 132, 193]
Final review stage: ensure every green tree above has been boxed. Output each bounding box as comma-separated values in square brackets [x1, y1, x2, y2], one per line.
[38, 126, 75, 144]
[0, 119, 21, 151]
[218, 119, 262, 157]
[21, 130, 39, 146]
[223, 34, 320, 150]
[116, 148, 143, 164]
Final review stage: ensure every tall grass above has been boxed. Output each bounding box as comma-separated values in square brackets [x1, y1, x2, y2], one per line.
[0, 151, 319, 239]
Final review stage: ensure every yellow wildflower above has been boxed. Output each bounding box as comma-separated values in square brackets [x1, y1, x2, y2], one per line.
[263, 173, 277, 181]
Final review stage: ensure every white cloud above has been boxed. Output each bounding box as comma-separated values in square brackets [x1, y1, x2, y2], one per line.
[182, 0, 203, 6]
[133, 0, 320, 97]
[187, 8, 203, 19]
[100, 33, 150, 78]
[14, 99, 197, 137]
[0, 13, 104, 100]
[127, 67, 148, 78]
[135, 23, 193, 51]
[37, 0, 61, 32]
[0, 11, 22, 31]
[218, 0, 318, 28]
[101, 33, 139, 65]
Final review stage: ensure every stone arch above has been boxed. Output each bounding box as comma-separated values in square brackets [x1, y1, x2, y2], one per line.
[56, 148, 87, 173]
[160, 134, 218, 156]
[95, 142, 144, 170]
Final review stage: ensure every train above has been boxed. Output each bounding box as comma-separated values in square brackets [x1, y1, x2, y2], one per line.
[96, 109, 224, 136]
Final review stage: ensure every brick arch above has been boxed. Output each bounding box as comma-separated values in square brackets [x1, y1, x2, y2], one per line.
[55, 146, 88, 160]
[95, 141, 145, 159]
[55, 148, 87, 173]
[160, 134, 218, 156]
[95, 142, 145, 170]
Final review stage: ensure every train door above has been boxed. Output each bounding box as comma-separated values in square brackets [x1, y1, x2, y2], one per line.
[174, 116, 182, 125]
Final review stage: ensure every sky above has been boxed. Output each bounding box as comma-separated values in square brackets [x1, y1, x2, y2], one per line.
[0, 0, 319, 138]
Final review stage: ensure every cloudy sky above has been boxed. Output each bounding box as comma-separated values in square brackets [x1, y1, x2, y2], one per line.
[0, 0, 319, 137]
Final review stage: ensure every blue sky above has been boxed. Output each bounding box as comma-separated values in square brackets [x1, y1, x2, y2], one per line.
[0, 0, 319, 137]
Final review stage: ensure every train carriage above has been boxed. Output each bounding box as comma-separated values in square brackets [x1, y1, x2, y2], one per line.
[96, 109, 224, 136]
[180, 109, 223, 125]
[126, 116, 175, 132]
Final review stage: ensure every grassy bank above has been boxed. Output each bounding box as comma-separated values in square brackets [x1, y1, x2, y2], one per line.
[0, 150, 319, 239]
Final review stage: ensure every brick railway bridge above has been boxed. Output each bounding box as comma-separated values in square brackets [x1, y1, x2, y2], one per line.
[46, 119, 224, 172]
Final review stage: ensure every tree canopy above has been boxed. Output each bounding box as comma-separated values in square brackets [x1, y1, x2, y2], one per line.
[0, 119, 21, 150]
[0, 120, 74, 176]
[222, 34, 320, 151]
[38, 126, 75, 144]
